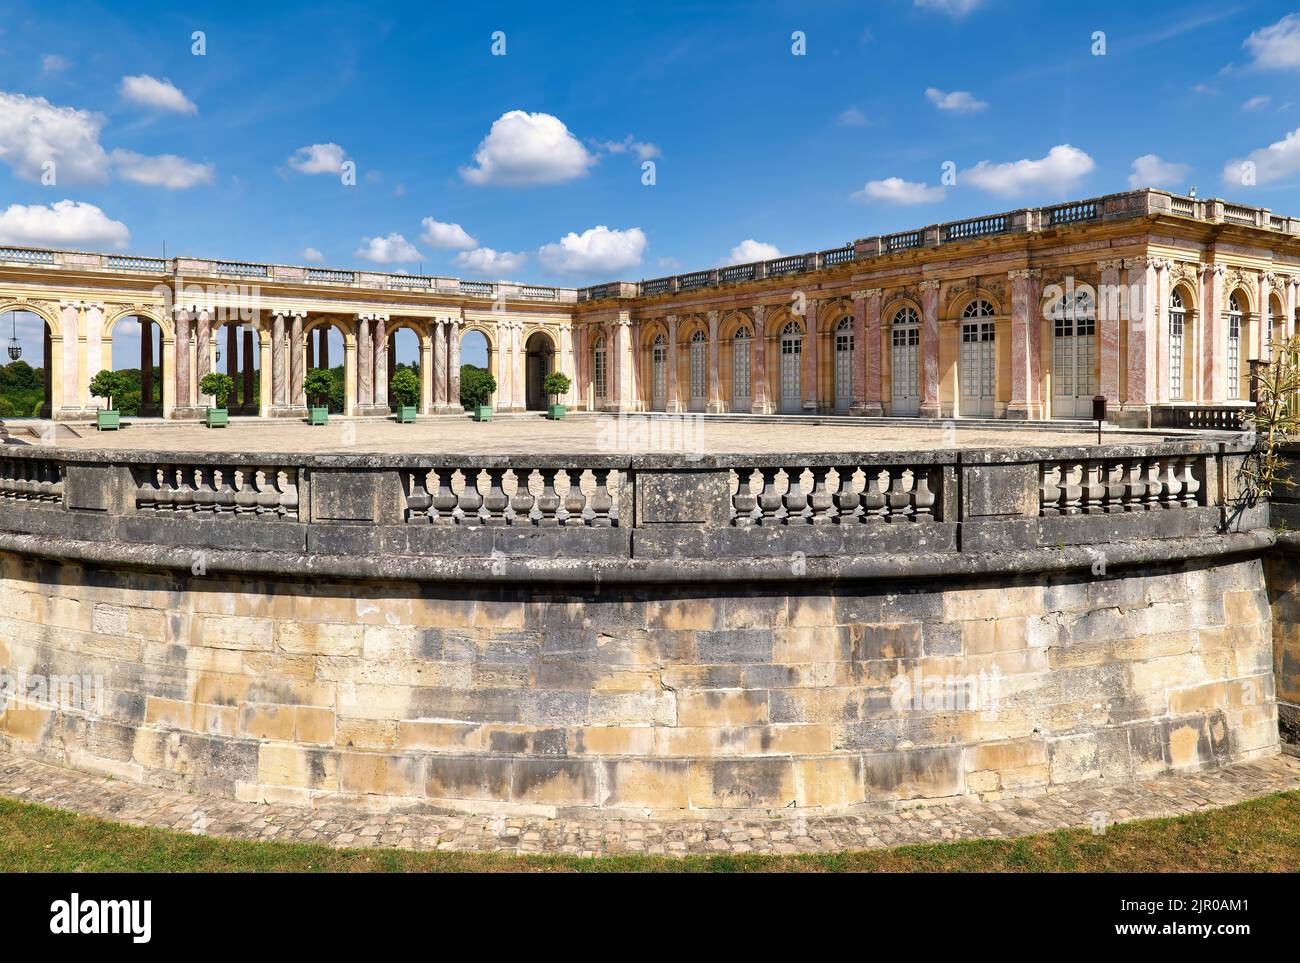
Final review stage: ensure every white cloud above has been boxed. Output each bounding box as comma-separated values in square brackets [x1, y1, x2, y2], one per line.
[925, 87, 988, 113]
[963, 144, 1095, 197]
[287, 143, 348, 175]
[595, 135, 661, 160]
[302, 247, 325, 263]
[1223, 125, 1300, 186]
[0, 199, 129, 249]
[0, 91, 110, 184]
[837, 107, 868, 126]
[118, 75, 197, 114]
[418, 217, 477, 250]
[914, 0, 983, 17]
[537, 225, 646, 274]
[461, 110, 595, 186]
[726, 239, 781, 264]
[1244, 13, 1300, 71]
[1128, 154, 1191, 189]
[354, 233, 422, 264]
[111, 149, 213, 189]
[1243, 95, 1271, 111]
[42, 54, 69, 74]
[852, 176, 946, 204]
[453, 246, 527, 275]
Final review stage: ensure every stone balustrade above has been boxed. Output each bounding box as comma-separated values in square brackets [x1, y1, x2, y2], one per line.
[0, 456, 64, 504]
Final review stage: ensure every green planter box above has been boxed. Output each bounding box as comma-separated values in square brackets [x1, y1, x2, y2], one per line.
[473, 405, 493, 422]
[308, 406, 329, 426]
[95, 409, 120, 431]
[396, 405, 417, 423]
[205, 407, 229, 428]
[547, 403, 567, 420]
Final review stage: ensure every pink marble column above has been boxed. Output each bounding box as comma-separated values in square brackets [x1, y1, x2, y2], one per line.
[373, 316, 388, 408]
[174, 310, 192, 411]
[448, 317, 462, 412]
[1098, 260, 1122, 404]
[615, 315, 632, 412]
[433, 321, 448, 410]
[627, 318, 641, 410]
[863, 288, 883, 411]
[513, 323, 525, 411]
[289, 312, 304, 407]
[919, 280, 941, 418]
[1124, 257, 1158, 411]
[802, 299, 819, 412]
[1260, 273, 1274, 359]
[751, 305, 769, 414]
[196, 309, 212, 386]
[667, 314, 681, 412]
[1006, 270, 1042, 419]
[357, 316, 373, 407]
[1153, 261, 1172, 404]
[706, 310, 722, 413]
[575, 324, 588, 409]
[1202, 264, 1226, 402]
[270, 311, 286, 407]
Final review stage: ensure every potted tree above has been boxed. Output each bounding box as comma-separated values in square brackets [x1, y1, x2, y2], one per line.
[390, 368, 420, 423]
[199, 372, 234, 428]
[461, 365, 497, 422]
[88, 369, 127, 430]
[304, 368, 333, 425]
[543, 370, 571, 420]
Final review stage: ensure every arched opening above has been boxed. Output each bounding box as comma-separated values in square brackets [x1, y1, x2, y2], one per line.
[108, 313, 165, 417]
[779, 319, 802, 414]
[212, 318, 260, 416]
[524, 331, 555, 411]
[592, 333, 608, 408]
[303, 321, 346, 413]
[1169, 288, 1189, 401]
[0, 309, 52, 418]
[387, 325, 421, 412]
[460, 328, 492, 411]
[959, 299, 996, 417]
[732, 325, 752, 412]
[1227, 292, 1248, 400]
[688, 328, 708, 411]
[649, 331, 667, 411]
[1049, 290, 1095, 419]
[890, 306, 920, 416]
[833, 315, 854, 414]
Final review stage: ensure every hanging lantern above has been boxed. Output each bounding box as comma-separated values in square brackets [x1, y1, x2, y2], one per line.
[5, 312, 20, 361]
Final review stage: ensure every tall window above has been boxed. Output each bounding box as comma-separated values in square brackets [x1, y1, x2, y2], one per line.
[689, 328, 707, 409]
[1169, 290, 1185, 400]
[1227, 293, 1242, 400]
[732, 325, 751, 409]
[593, 334, 607, 400]
[962, 299, 995, 319]
[651, 332, 667, 410]
[891, 306, 920, 413]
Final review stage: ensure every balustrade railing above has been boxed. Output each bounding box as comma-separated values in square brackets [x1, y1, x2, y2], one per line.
[1046, 201, 1098, 225]
[105, 255, 166, 272]
[942, 215, 1008, 241]
[1038, 457, 1203, 515]
[731, 465, 938, 526]
[821, 245, 856, 267]
[132, 465, 300, 520]
[460, 281, 495, 297]
[306, 268, 355, 283]
[0, 458, 64, 504]
[884, 230, 924, 252]
[215, 261, 269, 278]
[0, 248, 55, 265]
[402, 467, 619, 526]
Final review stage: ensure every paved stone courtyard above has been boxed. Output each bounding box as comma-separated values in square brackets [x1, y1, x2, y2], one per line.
[6, 414, 1156, 456]
[1, 751, 1295, 857]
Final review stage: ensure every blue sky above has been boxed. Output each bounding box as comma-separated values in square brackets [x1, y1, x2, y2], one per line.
[2, 0, 1300, 309]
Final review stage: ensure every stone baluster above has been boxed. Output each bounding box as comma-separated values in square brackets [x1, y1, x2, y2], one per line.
[862, 468, 888, 522]
[457, 469, 483, 526]
[589, 470, 614, 527]
[1083, 462, 1106, 514]
[278, 470, 299, 520]
[1160, 458, 1182, 508]
[255, 469, 280, 517]
[1122, 460, 1146, 511]
[137, 468, 161, 511]
[1061, 462, 1083, 515]
[482, 469, 509, 525]
[733, 469, 758, 528]
[563, 470, 587, 526]
[756, 468, 783, 525]
[886, 468, 913, 522]
[536, 470, 562, 526]
[783, 468, 810, 524]
[833, 466, 861, 522]
[407, 470, 432, 523]
[194, 467, 217, 514]
[510, 469, 536, 525]
[1180, 457, 1200, 507]
[809, 467, 836, 524]
[1103, 462, 1126, 514]
[431, 470, 457, 524]
[913, 469, 935, 521]
[173, 467, 195, 512]
[1040, 463, 1063, 516]
[235, 469, 259, 515]
[1143, 459, 1163, 509]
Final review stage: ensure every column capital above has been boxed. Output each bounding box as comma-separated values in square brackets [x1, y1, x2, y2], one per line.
[273, 307, 308, 319]
[1097, 258, 1125, 272]
[1199, 262, 1226, 278]
[1007, 269, 1040, 281]
[851, 288, 882, 299]
[918, 279, 941, 291]
[358, 311, 390, 322]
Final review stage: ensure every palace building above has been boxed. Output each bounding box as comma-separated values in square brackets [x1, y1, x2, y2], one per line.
[2, 187, 1298, 427]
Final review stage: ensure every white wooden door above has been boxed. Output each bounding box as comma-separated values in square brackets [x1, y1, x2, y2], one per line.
[779, 325, 801, 413]
[959, 321, 995, 417]
[891, 308, 920, 416]
[834, 317, 853, 413]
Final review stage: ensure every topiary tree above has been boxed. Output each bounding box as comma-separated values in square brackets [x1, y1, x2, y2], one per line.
[542, 370, 571, 401]
[390, 367, 420, 409]
[304, 368, 334, 408]
[88, 369, 128, 411]
[460, 364, 496, 409]
[199, 372, 234, 409]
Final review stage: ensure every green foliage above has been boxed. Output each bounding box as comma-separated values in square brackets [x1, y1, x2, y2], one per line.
[460, 364, 496, 409]
[390, 367, 420, 408]
[88, 369, 129, 410]
[0, 359, 40, 391]
[543, 370, 571, 398]
[199, 372, 235, 409]
[304, 368, 335, 409]
[0, 360, 44, 417]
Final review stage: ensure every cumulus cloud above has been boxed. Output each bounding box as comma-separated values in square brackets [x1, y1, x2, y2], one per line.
[537, 225, 646, 275]
[1244, 13, 1300, 71]
[914, 0, 983, 17]
[963, 144, 1095, 197]
[302, 247, 325, 263]
[287, 143, 349, 175]
[354, 233, 422, 264]
[461, 110, 596, 186]
[0, 91, 110, 184]
[925, 88, 988, 112]
[726, 239, 781, 264]
[111, 149, 213, 189]
[419, 217, 477, 250]
[852, 177, 946, 204]
[118, 75, 197, 114]
[1223, 125, 1300, 187]
[454, 246, 527, 275]
[0, 199, 129, 249]
[1128, 154, 1191, 189]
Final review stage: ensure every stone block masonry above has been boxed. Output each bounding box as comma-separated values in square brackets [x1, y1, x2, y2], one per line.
[0, 550, 1276, 815]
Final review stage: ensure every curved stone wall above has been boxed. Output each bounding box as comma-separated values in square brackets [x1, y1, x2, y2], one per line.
[0, 549, 1278, 815]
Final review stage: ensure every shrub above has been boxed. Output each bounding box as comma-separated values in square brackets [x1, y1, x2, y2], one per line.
[542, 370, 571, 399]
[390, 368, 420, 408]
[303, 368, 334, 408]
[460, 364, 496, 409]
[88, 369, 129, 410]
[199, 372, 234, 409]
